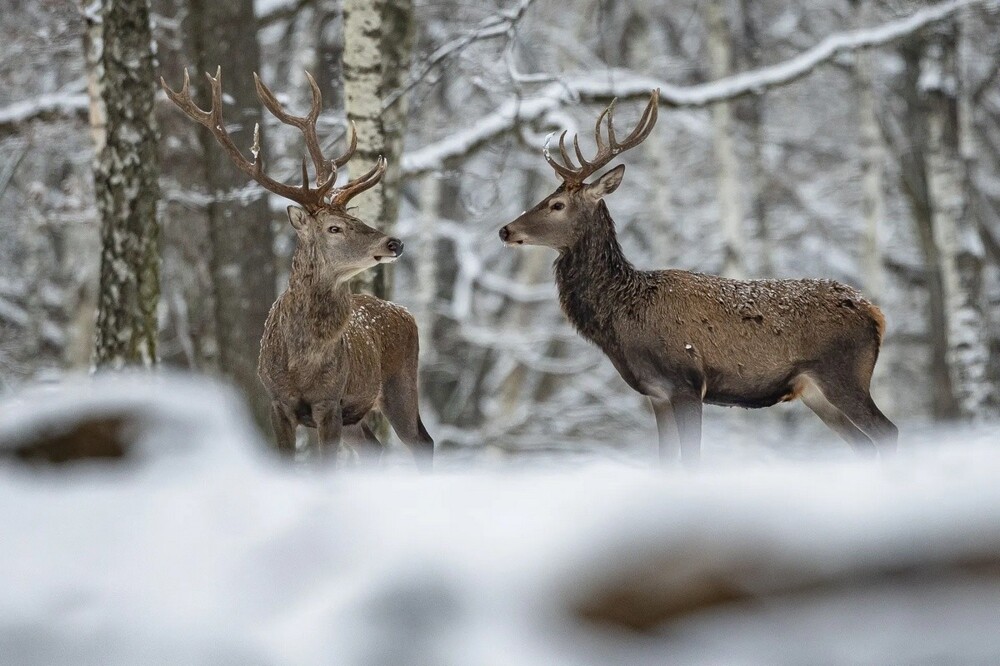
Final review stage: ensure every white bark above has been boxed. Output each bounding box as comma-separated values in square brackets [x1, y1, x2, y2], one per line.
[342, 0, 414, 298]
[343, 0, 387, 226]
[923, 30, 990, 418]
[854, 0, 886, 301]
[706, 0, 745, 278]
[417, 172, 440, 357]
[88, 0, 160, 369]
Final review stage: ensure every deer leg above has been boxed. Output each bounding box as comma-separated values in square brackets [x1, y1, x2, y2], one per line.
[312, 400, 343, 464]
[798, 379, 876, 455]
[380, 368, 434, 471]
[269, 402, 297, 456]
[811, 378, 898, 455]
[343, 422, 381, 465]
[830, 392, 897, 455]
[650, 397, 679, 464]
[671, 393, 703, 466]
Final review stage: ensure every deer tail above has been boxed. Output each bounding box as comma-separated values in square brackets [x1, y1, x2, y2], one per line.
[867, 303, 887, 347]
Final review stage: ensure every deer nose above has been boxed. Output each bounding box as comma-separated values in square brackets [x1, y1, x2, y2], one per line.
[386, 238, 403, 256]
[499, 226, 510, 242]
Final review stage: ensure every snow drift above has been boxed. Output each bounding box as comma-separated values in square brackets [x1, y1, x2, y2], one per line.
[1, 372, 998, 664]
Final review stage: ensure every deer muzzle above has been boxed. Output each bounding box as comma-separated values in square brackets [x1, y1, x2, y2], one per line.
[499, 225, 524, 246]
[376, 237, 404, 263]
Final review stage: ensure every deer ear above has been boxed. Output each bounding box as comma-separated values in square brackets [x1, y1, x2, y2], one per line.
[585, 164, 625, 201]
[287, 205, 309, 230]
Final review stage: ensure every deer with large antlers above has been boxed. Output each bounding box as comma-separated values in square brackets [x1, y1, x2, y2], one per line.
[162, 68, 433, 467]
[499, 90, 897, 463]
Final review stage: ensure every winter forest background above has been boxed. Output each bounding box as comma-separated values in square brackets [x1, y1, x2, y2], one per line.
[2, 0, 1000, 459]
[4, 0, 1000, 661]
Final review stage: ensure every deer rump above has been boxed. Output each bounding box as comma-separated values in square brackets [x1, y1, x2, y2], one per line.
[597, 271, 886, 410]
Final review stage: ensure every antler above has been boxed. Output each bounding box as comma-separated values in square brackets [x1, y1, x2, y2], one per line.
[544, 89, 660, 188]
[161, 67, 383, 212]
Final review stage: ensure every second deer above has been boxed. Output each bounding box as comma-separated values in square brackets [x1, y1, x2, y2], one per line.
[499, 91, 897, 463]
[163, 68, 433, 467]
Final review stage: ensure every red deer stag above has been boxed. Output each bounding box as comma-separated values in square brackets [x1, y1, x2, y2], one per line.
[162, 68, 433, 467]
[499, 90, 897, 463]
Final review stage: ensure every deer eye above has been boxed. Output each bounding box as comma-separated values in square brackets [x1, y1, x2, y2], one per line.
[327, 225, 341, 234]
[551, 202, 565, 211]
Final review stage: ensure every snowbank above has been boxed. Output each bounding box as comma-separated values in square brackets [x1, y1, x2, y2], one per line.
[1, 373, 998, 664]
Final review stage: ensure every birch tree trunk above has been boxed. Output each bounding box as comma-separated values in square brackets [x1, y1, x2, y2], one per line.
[736, 0, 771, 276]
[896, 39, 958, 419]
[86, 0, 160, 369]
[706, 0, 745, 278]
[185, 0, 275, 427]
[852, 0, 886, 301]
[923, 25, 990, 418]
[417, 172, 440, 357]
[342, 0, 415, 299]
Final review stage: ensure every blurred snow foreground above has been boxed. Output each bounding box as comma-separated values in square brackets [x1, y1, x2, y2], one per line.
[1, 374, 999, 665]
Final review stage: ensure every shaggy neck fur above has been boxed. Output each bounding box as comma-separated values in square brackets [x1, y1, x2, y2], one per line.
[286, 239, 352, 339]
[554, 201, 651, 345]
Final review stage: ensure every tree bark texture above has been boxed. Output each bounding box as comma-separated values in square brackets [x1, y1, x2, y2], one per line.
[852, 0, 886, 302]
[922, 26, 990, 418]
[88, 0, 160, 369]
[735, 0, 771, 277]
[185, 0, 276, 427]
[706, 0, 745, 278]
[897, 39, 960, 419]
[342, 0, 414, 298]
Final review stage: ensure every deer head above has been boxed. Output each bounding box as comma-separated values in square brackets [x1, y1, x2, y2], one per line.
[161, 68, 401, 279]
[500, 90, 659, 250]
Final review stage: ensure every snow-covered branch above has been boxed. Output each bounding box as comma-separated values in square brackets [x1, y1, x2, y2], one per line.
[254, 0, 314, 27]
[383, 0, 537, 110]
[0, 91, 88, 137]
[402, 0, 980, 176]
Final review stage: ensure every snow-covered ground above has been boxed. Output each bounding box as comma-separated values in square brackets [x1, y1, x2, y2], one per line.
[1, 373, 999, 665]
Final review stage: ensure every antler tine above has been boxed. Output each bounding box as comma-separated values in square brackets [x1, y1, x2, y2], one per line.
[163, 67, 335, 212]
[572, 134, 592, 169]
[617, 89, 659, 151]
[604, 98, 618, 150]
[332, 121, 358, 169]
[543, 130, 581, 183]
[542, 90, 660, 187]
[593, 103, 611, 153]
[557, 131, 576, 170]
[253, 71, 331, 185]
[160, 68, 212, 125]
[331, 156, 387, 207]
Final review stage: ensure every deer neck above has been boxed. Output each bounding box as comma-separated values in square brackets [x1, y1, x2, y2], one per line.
[285, 241, 353, 339]
[554, 201, 642, 343]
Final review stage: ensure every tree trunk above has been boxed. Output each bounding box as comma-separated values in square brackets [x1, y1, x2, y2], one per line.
[706, 0, 745, 278]
[314, 0, 345, 110]
[923, 25, 990, 418]
[87, 0, 160, 369]
[736, 0, 771, 277]
[896, 39, 960, 420]
[416, 172, 440, 357]
[185, 0, 276, 427]
[852, 0, 886, 302]
[342, 0, 415, 299]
